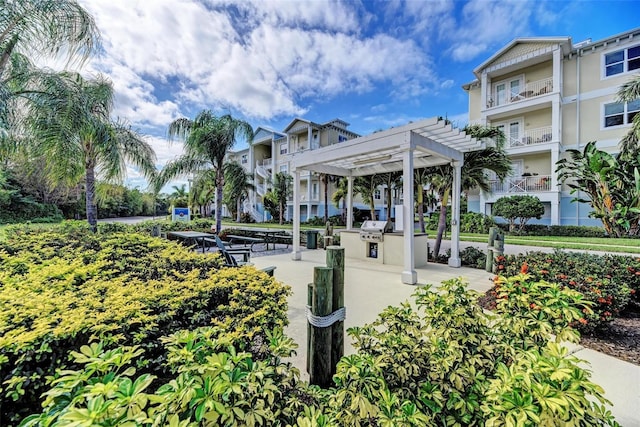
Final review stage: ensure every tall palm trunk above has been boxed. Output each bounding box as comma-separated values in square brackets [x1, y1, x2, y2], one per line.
[279, 200, 284, 225]
[215, 169, 224, 234]
[236, 198, 241, 222]
[85, 163, 98, 232]
[417, 187, 425, 233]
[385, 187, 392, 221]
[432, 188, 449, 257]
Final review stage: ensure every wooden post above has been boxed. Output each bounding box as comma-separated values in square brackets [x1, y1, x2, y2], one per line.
[494, 234, 505, 257]
[309, 267, 333, 387]
[486, 227, 497, 272]
[306, 283, 312, 374]
[326, 246, 344, 374]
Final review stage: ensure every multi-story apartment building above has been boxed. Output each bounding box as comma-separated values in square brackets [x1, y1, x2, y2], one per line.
[463, 27, 640, 226]
[232, 118, 361, 222]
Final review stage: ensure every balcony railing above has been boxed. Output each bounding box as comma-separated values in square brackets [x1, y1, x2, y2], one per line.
[257, 158, 272, 167]
[488, 77, 553, 108]
[508, 126, 553, 147]
[490, 175, 552, 193]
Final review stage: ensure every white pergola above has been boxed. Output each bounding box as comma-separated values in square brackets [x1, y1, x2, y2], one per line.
[290, 117, 485, 285]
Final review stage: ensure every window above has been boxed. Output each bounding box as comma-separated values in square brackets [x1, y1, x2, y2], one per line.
[279, 142, 288, 155]
[495, 119, 522, 146]
[510, 80, 521, 99]
[604, 100, 640, 127]
[338, 135, 348, 142]
[605, 44, 640, 77]
[241, 154, 247, 164]
[493, 76, 523, 106]
[495, 83, 506, 106]
[279, 164, 288, 174]
[374, 189, 381, 200]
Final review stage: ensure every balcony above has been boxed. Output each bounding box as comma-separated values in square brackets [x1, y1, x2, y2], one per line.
[490, 175, 551, 194]
[487, 77, 553, 109]
[508, 126, 553, 148]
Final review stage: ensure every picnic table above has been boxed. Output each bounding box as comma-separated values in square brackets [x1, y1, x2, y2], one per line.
[225, 234, 266, 252]
[167, 231, 214, 253]
[235, 228, 291, 251]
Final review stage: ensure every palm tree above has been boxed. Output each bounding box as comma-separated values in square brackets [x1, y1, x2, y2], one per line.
[617, 75, 640, 158]
[272, 172, 292, 225]
[189, 170, 216, 217]
[158, 111, 253, 234]
[0, 0, 98, 75]
[430, 125, 512, 257]
[353, 175, 382, 220]
[28, 72, 156, 231]
[1, 0, 98, 139]
[379, 171, 402, 221]
[319, 173, 336, 222]
[414, 168, 430, 233]
[332, 177, 348, 223]
[223, 161, 254, 222]
[168, 184, 189, 208]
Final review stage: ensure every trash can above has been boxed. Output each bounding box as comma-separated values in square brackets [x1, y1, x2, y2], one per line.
[306, 230, 318, 249]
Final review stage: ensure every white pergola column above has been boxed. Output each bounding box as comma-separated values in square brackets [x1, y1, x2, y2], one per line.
[346, 175, 354, 230]
[402, 148, 417, 284]
[550, 146, 560, 225]
[306, 173, 312, 221]
[292, 169, 302, 260]
[480, 72, 488, 108]
[448, 161, 462, 267]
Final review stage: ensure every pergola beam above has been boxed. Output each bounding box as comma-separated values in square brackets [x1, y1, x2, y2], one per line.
[288, 117, 484, 284]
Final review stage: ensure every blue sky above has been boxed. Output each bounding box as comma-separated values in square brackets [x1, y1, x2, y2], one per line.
[70, 0, 640, 191]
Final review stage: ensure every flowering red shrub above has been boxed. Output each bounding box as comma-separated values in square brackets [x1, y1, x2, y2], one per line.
[493, 250, 636, 331]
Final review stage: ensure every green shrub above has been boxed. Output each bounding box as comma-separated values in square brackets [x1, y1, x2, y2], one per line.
[547, 224, 607, 237]
[19, 278, 619, 426]
[20, 329, 311, 427]
[459, 246, 487, 268]
[494, 251, 635, 331]
[0, 228, 290, 425]
[345, 278, 616, 426]
[461, 212, 496, 233]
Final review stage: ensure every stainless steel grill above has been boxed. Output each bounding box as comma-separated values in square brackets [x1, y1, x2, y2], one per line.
[359, 220, 393, 242]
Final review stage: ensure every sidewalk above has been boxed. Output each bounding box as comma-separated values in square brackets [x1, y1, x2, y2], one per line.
[251, 248, 640, 426]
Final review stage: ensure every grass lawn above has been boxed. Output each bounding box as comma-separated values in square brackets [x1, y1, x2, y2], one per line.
[434, 231, 640, 254]
[3, 221, 640, 254]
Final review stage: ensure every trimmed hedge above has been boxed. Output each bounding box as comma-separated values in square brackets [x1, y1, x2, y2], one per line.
[0, 226, 290, 425]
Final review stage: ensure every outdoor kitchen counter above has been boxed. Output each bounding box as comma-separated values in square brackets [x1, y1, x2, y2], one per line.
[338, 230, 429, 268]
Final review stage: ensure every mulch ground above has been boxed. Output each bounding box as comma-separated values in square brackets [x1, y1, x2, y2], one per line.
[478, 288, 640, 366]
[579, 308, 640, 366]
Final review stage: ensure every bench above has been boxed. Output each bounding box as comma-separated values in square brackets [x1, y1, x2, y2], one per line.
[216, 241, 276, 277]
[204, 237, 251, 262]
[270, 233, 293, 247]
[225, 235, 265, 251]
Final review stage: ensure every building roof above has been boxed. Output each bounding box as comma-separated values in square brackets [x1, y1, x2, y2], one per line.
[282, 117, 360, 137]
[572, 26, 640, 56]
[472, 36, 572, 78]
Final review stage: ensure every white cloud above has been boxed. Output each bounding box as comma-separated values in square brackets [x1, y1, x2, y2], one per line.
[440, 79, 455, 89]
[78, 0, 438, 126]
[438, 0, 540, 62]
[450, 43, 488, 62]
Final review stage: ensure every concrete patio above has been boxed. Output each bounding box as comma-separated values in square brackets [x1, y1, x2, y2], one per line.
[250, 247, 640, 426]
